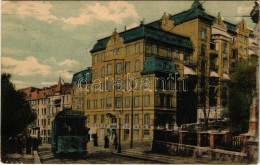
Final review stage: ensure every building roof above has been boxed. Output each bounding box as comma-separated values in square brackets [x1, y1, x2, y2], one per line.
[147, 0, 238, 33]
[90, 24, 193, 53]
[141, 56, 178, 75]
[20, 79, 71, 100]
[72, 68, 92, 85]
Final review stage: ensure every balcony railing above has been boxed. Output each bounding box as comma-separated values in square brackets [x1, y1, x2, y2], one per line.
[184, 60, 197, 66]
[210, 65, 219, 72]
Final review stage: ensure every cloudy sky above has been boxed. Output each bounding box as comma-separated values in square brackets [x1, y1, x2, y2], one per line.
[1, 1, 256, 89]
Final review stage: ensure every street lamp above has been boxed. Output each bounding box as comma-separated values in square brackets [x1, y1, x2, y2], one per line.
[118, 111, 122, 153]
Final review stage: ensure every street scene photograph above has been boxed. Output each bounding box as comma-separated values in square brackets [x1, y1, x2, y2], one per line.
[1, 0, 259, 164]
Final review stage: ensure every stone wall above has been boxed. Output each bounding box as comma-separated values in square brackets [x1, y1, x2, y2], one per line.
[152, 141, 247, 162]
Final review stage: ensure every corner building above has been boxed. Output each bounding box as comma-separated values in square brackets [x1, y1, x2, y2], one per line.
[71, 0, 251, 142]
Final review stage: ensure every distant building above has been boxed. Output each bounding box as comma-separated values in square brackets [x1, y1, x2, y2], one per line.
[20, 78, 71, 143]
[71, 0, 252, 142]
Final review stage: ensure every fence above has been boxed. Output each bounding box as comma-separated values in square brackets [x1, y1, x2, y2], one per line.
[216, 136, 242, 152]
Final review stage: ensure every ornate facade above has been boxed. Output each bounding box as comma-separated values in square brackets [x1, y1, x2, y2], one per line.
[71, 0, 251, 142]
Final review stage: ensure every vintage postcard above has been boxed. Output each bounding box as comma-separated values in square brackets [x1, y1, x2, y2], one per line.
[1, 0, 259, 164]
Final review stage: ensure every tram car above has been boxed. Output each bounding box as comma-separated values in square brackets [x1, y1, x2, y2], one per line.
[51, 109, 89, 155]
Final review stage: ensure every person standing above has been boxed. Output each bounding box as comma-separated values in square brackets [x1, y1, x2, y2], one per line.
[113, 135, 118, 150]
[104, 136, 109, 148]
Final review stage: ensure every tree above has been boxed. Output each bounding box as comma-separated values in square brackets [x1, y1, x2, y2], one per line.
[1, 73, 36, 154]
[224, 59, 257, 135]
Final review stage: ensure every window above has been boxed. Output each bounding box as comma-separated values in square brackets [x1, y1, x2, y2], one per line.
[94, 69, 98, 78]
[101, 67, 105, 77]
[134, 114, 139, 125]
[101, 98, 105, 108]
[94, 54, 98, 63]
[94, 99, 98, 108]
[175, 50, 180, 59]
[113, 49, 117, 55]
[101, 115, 105, 123]
[126, 45, 130, 56]
[94, 115, 97, 123]
[144, 114, 150, 125]
[101, 52, 105, 62]
[107, 80, 111, 91]
[116, 97, 121, 108]
[125, 96, 130, 107]
[124, 129, 129, 140]
[244, 48, 247, 55]
[135, 42, 140, 53]
[115, 79, 122, 91]
[101, 83, 105, 92]
[77, 99, 82, 109]
[144, 130, 150, 138]
[48, 119, 50, 125]
[144, 77, 150, 89]
[106, 97, 111, 108]
[201, 44, 206, 56]
[145, 95, 150, 106]
[223, 58, 228, 68]
[107, 64, 112, 75]
[240, 46, 243, 54]
[116, 63, 121, 74]
[135, 60, 140, 72]
[125, 62, 130, 73]
[125, 114, 129, 124]
[87, 85, 91, 94]
[126, 79, 130, 91]
[152, 45, 158, 54]
[134, 130, 139, 139]
[201, 28, 207, 40]
[167, 48, 172, 58]
[135, 78, 139, 89]
[134, 96, 139, 107]
[223, 43, 228, 53]
[87, 100, 90, 109]
[86, 115, 90, 124]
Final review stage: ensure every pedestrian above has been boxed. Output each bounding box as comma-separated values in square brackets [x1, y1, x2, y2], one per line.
[93, 134, 98, 146]
[26, 136, 32, 154]
[32, 138, 39, 151]
[17, 137, 23, 154]
[104, 136, 109, 148]
[113, 135, 118, 150]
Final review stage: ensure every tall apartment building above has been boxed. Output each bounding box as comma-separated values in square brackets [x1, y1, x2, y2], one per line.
[20, 78, 71, 143]
[71, 0, 252, 142]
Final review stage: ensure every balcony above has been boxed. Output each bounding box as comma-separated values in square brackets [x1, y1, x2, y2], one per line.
[210, 64, 219, 72]
[184, 60, 197, 67]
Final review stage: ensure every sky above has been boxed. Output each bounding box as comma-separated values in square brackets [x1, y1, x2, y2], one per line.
[1, 1, 256, 89]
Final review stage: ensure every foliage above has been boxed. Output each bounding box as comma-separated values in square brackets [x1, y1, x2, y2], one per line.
[225, 59, 257, 135]
[1, 73, 36, 153]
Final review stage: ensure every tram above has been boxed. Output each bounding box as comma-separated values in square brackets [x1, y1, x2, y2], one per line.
[51, 109, 88, 155]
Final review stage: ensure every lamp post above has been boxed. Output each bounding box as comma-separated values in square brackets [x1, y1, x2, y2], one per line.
[130, 81, 134, 148]
[118, 111, 122, 153]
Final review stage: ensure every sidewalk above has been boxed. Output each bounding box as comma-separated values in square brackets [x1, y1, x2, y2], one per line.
[2, 151, 34, 164]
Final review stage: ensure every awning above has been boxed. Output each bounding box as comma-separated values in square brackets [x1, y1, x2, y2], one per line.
[249, 49, 257, 55]
[184, 66, 197, 75]
[210, 71, 219, 77]
[223, 73, 230, 80]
